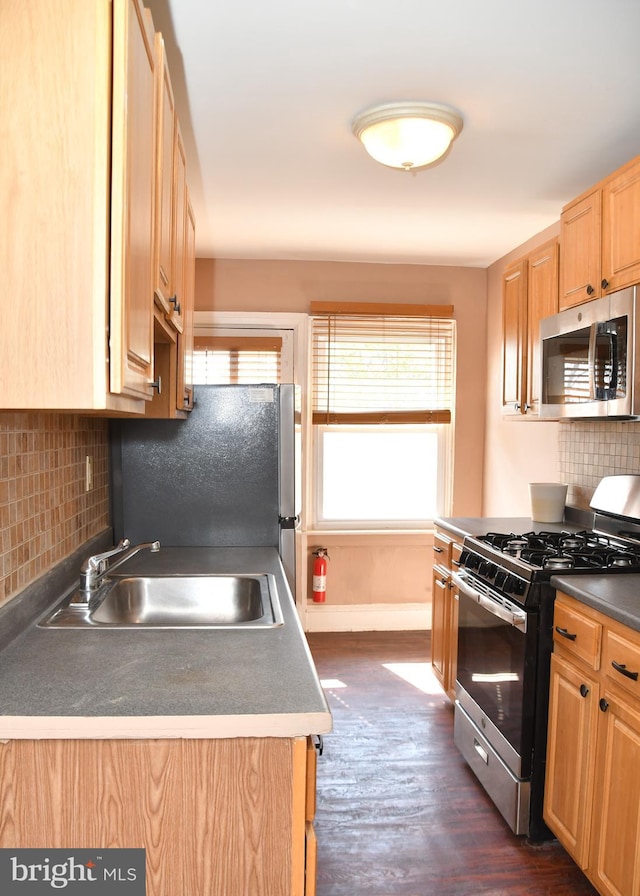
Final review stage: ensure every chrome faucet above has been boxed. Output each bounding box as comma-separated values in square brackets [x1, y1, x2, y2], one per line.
[76, 539, 160, 601]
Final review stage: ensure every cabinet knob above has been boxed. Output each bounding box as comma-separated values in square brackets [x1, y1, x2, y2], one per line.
[601, 278, 609, 290]
[599, 698, 609, 713]
[579, 684, 589, 698]
[586, 284, 595, 296]
[514, 402, 520, 411]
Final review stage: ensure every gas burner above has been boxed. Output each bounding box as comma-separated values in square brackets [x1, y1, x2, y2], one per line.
[543, 555, 575, 570]
[559, 535, 586, 551]
[609, 554, 638, 568]
[505, 538, 529, 557]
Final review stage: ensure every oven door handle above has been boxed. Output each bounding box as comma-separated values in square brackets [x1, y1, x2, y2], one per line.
[452, 571, 527, 631]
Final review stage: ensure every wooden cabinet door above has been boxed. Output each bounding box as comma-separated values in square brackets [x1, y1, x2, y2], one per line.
[526, 240, 558, 413]
[590, 691, 640, 896]
[110, 0, 156, 401]
[501, 260, 527, 414]
[446, 580, 459, 699]
[559, 190, 602, 309]
[602, 157, 640, 294]
[544, 653, 599, 868]
[177, 196, 196, 412]
[431, 566, 449, 688]
[153, 32, 176, 315]
[167, 123, 187, 334]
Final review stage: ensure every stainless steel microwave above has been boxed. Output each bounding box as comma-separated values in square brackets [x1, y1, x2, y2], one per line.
[539, 286, 640, 419]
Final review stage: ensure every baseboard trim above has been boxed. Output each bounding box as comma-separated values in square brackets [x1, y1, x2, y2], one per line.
[303, 602, 431, 632]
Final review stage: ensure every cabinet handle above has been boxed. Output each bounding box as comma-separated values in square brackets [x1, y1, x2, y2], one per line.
[149, 377, 162, 394]
[611, 660, 639, 681]
[169, 294, 182, 315]
[599, 698, 609, 713]
[313, 734, 324, 756]
[555, 625, 577, 641]
[433, 546, 443, 554]
[514, 402, 521, 411]
[579, 684, 589, 698]
[586, 284, 595, 296]
[601, 278, 609, 290]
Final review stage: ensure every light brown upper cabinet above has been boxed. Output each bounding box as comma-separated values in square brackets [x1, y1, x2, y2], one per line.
[1, 0, 156, 412]
[147, 188, 195, 420]
[153, 31, 177, 317]
[152, 33, 186, 336]
[560, 155, 640, 310]
[502, 240, 559, 416]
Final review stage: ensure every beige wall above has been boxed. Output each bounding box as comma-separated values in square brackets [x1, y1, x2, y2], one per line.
[195, 258, 487, 623]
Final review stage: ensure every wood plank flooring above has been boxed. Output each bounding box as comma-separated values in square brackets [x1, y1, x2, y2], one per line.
[306, 631, 598, 896]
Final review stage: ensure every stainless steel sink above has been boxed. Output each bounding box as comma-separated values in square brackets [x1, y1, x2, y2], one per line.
[39, 574, 284, 629]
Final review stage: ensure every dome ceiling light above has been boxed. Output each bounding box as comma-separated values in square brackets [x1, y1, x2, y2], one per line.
[351, 101, 463, 172]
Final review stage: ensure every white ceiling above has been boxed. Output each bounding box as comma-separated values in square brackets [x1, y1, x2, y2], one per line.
[146, 0, 640, 267]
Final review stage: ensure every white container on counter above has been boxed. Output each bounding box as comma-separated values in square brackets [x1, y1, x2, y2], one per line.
[529, 482, 568, 523]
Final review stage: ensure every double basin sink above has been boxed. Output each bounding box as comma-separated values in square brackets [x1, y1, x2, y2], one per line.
[39, 573, 285, 630]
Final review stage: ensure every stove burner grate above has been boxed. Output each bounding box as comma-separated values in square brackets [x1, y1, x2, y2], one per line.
[475, 529, 640, 572]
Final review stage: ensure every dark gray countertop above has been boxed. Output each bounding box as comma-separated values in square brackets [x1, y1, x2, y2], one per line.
[0, 547, 332, 740]
[550, 573, 640, 632]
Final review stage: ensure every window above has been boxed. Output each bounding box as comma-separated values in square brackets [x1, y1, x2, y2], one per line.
[192, 334, 282, 384]
[311, 306, 455, 528]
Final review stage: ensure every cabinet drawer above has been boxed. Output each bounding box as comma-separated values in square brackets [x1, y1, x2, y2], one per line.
[433, 532, 452, 567]
[451, 542, 463, 571]
[553, 597, 602, 669]
[603, 629, 640, 699]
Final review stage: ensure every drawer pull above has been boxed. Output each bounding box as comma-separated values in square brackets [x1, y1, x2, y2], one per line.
[599, 698, 609, 713]
[473, 739, 489, 765]
[555, 626, 577, 641]
[579, 684, 589, 698]
[433, 546, 443, 554]
[611, 660, 639, 681]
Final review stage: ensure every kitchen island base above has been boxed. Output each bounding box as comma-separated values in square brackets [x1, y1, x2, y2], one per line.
[0, 736, 317, 896]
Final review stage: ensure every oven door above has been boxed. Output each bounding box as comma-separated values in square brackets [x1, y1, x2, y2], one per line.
[452, 570, 538, 777]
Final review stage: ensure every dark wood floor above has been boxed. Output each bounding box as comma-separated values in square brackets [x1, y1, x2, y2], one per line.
[306, 631, 598, 896]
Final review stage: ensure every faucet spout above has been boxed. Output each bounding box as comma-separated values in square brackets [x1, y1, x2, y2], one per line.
[76, 539, 160, 601]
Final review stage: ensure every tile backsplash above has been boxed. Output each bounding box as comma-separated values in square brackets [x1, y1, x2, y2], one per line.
[0, 413, 110, 605]
[559, 421, 640, 510]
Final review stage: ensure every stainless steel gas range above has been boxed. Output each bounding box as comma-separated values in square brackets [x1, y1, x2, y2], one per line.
[452, 475, 640, 842]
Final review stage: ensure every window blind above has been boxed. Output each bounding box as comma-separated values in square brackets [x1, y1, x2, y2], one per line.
[311, 314, 455, 425]
[192, 335, 282, 385]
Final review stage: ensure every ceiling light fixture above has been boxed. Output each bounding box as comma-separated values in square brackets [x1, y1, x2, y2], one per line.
[351, 101, 463, 172]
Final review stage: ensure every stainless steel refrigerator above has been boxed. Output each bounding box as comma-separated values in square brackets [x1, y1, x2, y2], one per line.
[109, 384, 299, 591]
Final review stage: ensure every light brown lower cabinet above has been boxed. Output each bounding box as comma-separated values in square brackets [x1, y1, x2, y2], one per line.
[0, 735, 318, 896]
[431, 528, 461, 700]
[544, 592, 640, 896]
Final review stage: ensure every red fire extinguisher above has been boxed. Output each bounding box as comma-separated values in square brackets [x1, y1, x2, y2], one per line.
[312, 548, 329, 603]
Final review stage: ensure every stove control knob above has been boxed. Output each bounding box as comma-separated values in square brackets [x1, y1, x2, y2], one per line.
[486, 563, 498, 580]
[504, 575, 526, 597]
[495, 570, 507, 589]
